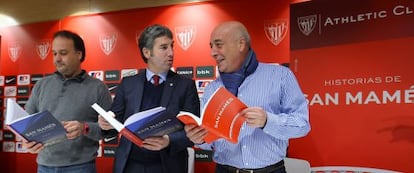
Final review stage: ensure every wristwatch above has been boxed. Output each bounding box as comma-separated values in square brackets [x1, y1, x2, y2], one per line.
[83, 122, 89, 135]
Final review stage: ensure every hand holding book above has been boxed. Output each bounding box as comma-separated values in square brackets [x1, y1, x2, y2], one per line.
[92, 104, 183, 147]
[177, 87, 247, 144]
[5, 99, 66, 146]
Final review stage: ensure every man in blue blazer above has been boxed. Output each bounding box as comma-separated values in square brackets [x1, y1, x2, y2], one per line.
[99, 24, 200, 173]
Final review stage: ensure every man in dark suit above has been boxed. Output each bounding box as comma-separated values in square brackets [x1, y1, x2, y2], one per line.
[98, 24, 200, 173]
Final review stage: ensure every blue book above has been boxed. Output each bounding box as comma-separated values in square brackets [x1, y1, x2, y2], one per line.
[124, 107, 183, 140]
[92, 104, 183, 147]
[5, 99, 66, 146]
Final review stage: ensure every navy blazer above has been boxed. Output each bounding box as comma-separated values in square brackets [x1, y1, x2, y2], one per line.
[106, 70, 200, 173]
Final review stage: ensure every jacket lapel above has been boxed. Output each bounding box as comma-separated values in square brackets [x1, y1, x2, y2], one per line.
[160, 70, 177, 107]
[135, 70, 147, 113]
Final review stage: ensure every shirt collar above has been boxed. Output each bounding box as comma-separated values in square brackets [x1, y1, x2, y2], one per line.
[146, 69, 167, 82]
[55, 70, 87, 82]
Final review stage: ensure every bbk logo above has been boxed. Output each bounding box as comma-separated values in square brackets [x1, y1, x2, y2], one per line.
[36, 39, 51, 60]
[100, 32, 117, 55]
[196, 66, 215, 78]
[264, 19, 288, 46]
[8, 42, 22, 62]
[104, 70, 120, 81]
[297, 14, 317, 36]
[175, 25, 196, 50]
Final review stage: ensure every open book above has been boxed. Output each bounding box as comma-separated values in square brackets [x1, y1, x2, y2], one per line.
[177, 87, 247, 144]
[5, 98, 66, 146]
[92, 104, 183, 147]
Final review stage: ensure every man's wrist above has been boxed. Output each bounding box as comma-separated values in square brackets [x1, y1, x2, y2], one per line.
[82, 122, 89, 135]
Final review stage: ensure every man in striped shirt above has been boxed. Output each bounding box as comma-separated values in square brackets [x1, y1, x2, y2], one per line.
[185, 21, 310, 173]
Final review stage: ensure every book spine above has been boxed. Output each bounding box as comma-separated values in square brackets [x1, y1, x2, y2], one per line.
[120, 128, 143, 147]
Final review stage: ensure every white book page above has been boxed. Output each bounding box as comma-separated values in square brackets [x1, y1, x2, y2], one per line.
[5, 98, 29, 124]
[124, 107, 166, 126]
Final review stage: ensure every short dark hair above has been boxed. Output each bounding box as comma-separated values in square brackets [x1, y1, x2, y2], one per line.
[137, 24, 173, 63]
[53, 30, 86, 62]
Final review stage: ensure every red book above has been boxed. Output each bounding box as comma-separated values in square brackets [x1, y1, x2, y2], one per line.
[177, 87, 247, 144]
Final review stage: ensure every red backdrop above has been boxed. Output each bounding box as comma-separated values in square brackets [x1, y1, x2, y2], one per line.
[0, 0, 292, 173]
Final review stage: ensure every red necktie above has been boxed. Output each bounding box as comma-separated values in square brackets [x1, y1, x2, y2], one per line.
[152, 75, 160, 86]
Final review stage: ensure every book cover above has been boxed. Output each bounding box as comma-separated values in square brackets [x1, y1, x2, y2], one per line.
[5, 98, 66, 146]
[92, 104, 183, 147]
[177, 87, 247, 143]
[125, 107, 183, 140]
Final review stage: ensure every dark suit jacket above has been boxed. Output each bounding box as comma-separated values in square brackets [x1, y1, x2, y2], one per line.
[105, 70, 200, 173]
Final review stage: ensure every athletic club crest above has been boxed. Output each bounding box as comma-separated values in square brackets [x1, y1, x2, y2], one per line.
[264, 20, 288, 46]
[99, 32, 117, 55]
[8, 42, 22, 62]
[297, 14, 317, 36]
[36, 40, 51, 60]
[175, 26, 196, 51]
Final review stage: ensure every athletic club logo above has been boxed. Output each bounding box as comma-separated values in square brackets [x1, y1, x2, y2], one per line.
[36, 40, 51, 60]
[175, 25, 196, 50]
[8, 42, 22, 62]
[264, 20, 288, 46]
[297, 14, 317, 36]
[99, 32, 117, 55]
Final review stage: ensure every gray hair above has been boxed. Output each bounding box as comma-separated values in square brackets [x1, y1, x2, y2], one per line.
[137, 24, 173, 63]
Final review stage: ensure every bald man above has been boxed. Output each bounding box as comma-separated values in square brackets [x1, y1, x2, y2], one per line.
[185, 21, 310, 173]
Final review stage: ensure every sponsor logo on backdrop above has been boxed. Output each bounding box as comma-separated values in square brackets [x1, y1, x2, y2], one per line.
[106, 83, 118, 94]
[196, 80, 212, 93]
[264, 19, 288, 46]
[15, 142, 28, 153]
[5, 76, 16, 85]
[17, 86, 30, 96]
[196, 66, 215, 78]
[88, 71, 104, 81]
[31, 74, 43, 84]
[17, 98, 28, 106]
[104, 70, 120, 81]
[175, 25, 196, 50]
[3, 131, 15, 141]
[2, 141, 15, 152]
[36, 39, 51, 60]
[17, 74, 30, 85]
[8, 42, 22, 62]
[103, 136, 118, 145]
[99, 32, 117, 55]
[195, 149, 213, 162]
[176, 67, 194, 79]
[4, 86, 17, 97]
[0, 76, 4, 86]
[121, 69, 138, 78]
[103, 146, 117, 157]
[297, 14, 317, 36]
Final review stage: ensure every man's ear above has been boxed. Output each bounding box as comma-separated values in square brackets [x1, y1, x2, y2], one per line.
[77, 51, 82, 61]
[238, 38, 247, 51]
[143, 47, 151, 59]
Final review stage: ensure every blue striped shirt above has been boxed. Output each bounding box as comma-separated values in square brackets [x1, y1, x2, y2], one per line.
[197, 63, 310, 169]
